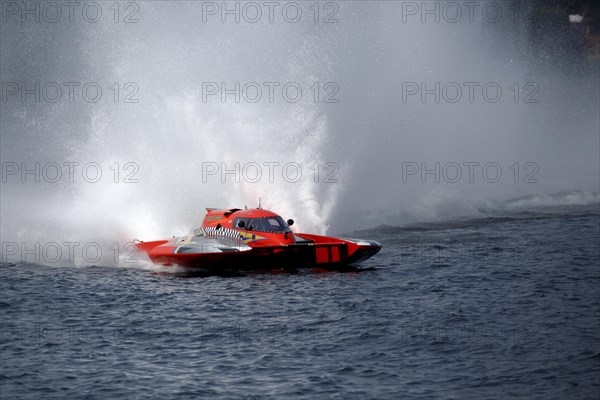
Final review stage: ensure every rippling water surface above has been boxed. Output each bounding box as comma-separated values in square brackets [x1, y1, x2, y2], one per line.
[1, 207, 599, 399]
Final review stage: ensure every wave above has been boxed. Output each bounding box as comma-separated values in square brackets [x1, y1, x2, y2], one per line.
[347, 191, 599, 235]
[485, 190, 600, 212]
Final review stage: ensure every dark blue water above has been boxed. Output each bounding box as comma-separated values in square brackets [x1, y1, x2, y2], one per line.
[1, 206, 599, 399]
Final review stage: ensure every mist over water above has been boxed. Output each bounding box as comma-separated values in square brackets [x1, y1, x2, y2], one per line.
[1, 1, 598, 260]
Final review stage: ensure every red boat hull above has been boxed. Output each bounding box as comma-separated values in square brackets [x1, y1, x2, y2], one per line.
[135, 208, 382, 274]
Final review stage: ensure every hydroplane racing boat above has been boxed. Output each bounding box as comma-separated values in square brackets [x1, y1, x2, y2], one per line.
[135, 207, 381, 274]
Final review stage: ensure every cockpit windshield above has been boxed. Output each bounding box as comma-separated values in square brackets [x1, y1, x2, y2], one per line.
[247, 216, 291, 233]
